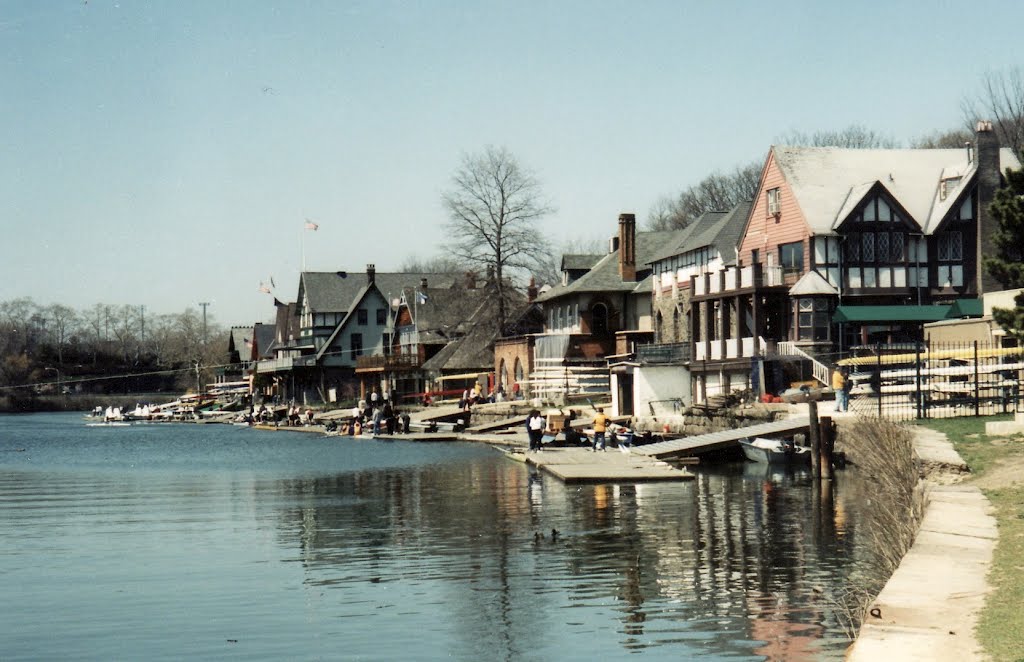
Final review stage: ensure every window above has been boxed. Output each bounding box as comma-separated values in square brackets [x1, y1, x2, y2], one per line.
[937, 232, 963, 261]
[940, 177, 962, 201]
[376, 308, 387, 325]
[350, 333, 363, 357]
[844, 234, 860, 262]
[357, 309, 368, 326]
[767, 188, 781, 215]
[958, 196, 974, 221]
[862, 234, 874, 262]
[779, 241, 803, 274]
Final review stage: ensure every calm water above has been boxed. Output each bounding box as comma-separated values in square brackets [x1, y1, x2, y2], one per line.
[0, 413, 874, 661]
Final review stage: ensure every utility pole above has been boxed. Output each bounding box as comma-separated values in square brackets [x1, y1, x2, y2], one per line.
[197, 302, 210, 397]
[198, 302, 210, 347]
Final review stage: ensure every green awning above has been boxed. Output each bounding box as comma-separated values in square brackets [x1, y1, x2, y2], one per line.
[947, 298, 983, 318]
[833, 305, 952, 323]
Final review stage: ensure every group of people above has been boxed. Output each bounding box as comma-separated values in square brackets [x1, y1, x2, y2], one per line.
[349, 389, 411, 436]
[525, 406, 634, 453]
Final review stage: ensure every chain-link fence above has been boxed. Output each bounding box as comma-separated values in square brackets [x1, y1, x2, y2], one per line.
[839, 341, 1022, 421]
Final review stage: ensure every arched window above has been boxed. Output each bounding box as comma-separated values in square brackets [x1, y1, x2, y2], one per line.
[655, 311, 664, 341]
[498, 359, 507, 389]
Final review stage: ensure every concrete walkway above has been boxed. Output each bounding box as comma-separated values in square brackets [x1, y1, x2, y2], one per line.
[846, 428, 997, 661]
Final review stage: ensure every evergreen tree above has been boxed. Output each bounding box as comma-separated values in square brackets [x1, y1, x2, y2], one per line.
[984, 164, 1024, 339]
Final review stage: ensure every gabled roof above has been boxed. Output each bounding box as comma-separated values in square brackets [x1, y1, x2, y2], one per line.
[562, 254, 603, 272]
[298, 270, 461, 313]
[772, 146, 1021, 235]
[647, 201, 753, 267]
[315, 283, 376, 360]
[252, 322, 276, 360]
[646, 212, 722, 265]
[789, 270, 838, 296]
[537, 229, 686, 302]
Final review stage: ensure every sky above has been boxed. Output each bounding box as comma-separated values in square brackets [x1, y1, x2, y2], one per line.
[3, 0, 1023, 327]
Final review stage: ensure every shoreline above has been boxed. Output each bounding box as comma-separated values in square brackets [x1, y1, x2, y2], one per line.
[846, 427, 996, 660]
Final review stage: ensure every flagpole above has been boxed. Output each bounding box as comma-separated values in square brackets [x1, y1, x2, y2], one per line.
[301, 225, 305, 272]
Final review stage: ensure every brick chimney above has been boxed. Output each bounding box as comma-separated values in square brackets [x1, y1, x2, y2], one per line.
[975, 121, 1000, 295]
[366, 263, 376, 285]
[420, 277, 428, 292]
[465, 270, 477, 289]
[527, 276, 538, 302]
[618, 213, 636, 281]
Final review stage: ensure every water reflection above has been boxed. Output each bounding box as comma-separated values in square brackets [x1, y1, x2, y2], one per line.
[0, 414, 872, 660]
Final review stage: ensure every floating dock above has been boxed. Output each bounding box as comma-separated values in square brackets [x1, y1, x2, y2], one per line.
[523, 446, 693, 483]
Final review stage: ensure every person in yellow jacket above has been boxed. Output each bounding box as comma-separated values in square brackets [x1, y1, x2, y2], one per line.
[832, 368, 847, 412]
[592, 407, 609, 451]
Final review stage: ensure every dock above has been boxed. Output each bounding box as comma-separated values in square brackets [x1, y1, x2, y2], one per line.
[522, 446, 694, 483]
[632, 416, 811, 459]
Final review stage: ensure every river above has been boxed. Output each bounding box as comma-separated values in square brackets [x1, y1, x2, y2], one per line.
[0, 413, 877, 660]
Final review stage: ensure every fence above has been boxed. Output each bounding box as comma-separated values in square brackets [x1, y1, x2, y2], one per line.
[839, 341, 1022, 422]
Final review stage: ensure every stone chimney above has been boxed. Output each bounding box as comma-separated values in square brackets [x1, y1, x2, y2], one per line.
[618, 213, 637, 281]
[420, 277, 428, 292]
[366, 263, 376, 285]
[527, 276, 538, 302]
[975, 121, 1000, 295]
[465, 270, 477, 289]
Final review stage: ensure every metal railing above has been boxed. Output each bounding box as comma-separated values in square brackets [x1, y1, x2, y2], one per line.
[842, 341, 1023, 421]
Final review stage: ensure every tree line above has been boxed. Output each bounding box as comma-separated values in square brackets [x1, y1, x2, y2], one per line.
[0, 297, 226, 399]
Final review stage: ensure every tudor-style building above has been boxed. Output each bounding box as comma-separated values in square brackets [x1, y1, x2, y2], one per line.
[255, 265, 461, 404]
[687, 121, 1021, 400]
[523, 213, 690, 408]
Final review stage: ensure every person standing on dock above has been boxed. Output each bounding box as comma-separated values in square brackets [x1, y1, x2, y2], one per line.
[592, 408, 609, 451]
[527, 409, 545, 451]
[832, 367, 847, 412]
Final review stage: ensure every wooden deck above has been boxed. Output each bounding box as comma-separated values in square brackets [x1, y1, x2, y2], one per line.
[523, 446, 694, 483]
[632, 417, 811, 459]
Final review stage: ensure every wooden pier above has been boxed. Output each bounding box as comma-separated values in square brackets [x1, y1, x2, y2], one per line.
[522, 446, 694, 483]
[632, 417, 811, 459]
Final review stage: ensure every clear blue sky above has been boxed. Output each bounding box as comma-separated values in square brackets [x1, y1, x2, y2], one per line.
[3, 0, 1022, 326]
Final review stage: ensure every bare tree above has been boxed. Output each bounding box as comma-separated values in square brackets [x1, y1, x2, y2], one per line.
[776, 124, 899, 148]
[910, 127, 974, 149]
[532, 237, 607, 290]
[442, 146, 553, 332]
[963, 68, 1024, 156]
[646, 162, 760, 231]
[44, 304, 79, 366]
[397, 254, 469, 275]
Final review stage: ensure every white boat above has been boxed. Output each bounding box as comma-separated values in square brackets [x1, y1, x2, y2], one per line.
[739, 437, 812, 465]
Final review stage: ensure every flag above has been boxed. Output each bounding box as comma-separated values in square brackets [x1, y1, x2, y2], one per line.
[417, 292, 428, 305]
[244, 338, 253, 349]
[258, 282, 271, 294]
[304, 219, 319, 231]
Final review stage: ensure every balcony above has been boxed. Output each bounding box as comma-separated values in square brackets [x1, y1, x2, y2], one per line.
[637, 342, 691, 365]
[256, 355, 317, 373]
[692, 264, 785, 298]
[355, 354, 422, 372]
[693, 336, 769, 362]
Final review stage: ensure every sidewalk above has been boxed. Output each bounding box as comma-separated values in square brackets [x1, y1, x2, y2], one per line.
[846, 427, 996, 661]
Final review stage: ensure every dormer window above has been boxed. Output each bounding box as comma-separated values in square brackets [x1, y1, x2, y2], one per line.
[940, 176, 962, 202]
[767, 188, 781, 215]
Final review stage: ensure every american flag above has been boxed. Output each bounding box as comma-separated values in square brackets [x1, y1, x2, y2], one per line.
[304, 219, 319, 231]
